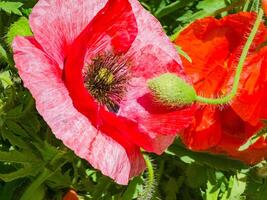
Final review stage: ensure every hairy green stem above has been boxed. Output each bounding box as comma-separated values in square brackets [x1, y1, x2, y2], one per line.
[139, 155, 156, 200]
[196, 9, 263, 105]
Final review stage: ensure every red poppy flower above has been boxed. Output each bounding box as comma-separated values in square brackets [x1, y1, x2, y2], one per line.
[175, 12, 267, 164]
[13, 0, 195, 184]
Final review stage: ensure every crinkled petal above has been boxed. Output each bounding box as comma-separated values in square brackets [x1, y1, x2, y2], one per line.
[30, 0, 108, 68]
[180, 106, 221, 150]
[175, 12, 267, 98]
[13, 36, 145, 185]
[128, 0, 185, 79]
[231, 47, 267, 125]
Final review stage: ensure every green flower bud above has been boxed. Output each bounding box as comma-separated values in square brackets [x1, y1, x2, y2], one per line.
[147, 73, 196, 106]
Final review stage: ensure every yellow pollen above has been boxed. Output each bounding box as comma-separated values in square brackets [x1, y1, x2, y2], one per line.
[97, 68, 114, 85]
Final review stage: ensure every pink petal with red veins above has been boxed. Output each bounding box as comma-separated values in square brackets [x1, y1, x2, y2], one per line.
[30, 0, 107, 68]
[128, 0, 185, 79]
[13, 36, 145, 185]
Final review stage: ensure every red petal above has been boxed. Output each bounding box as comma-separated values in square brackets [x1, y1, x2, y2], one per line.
[13, 36, 145, 185]
[181, 106, 221, 150]
[175, 12, 266, 98]
[231, 47, 267, 125]
[203, 107, 264, 164]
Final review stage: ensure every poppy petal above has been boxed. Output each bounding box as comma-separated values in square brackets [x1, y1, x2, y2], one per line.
[231, 47, 267, 125]
[181, 106, 221, 150]
[30, 0, 108, 68]
[13, 36, 145, 185]
[175, 12, 266, 98]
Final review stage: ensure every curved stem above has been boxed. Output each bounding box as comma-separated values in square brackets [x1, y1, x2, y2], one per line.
[139, 155, 156, 200]
[195, 9, 263, 105]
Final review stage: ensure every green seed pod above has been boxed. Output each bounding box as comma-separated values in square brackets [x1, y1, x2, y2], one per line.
[147, 73, 197, 106]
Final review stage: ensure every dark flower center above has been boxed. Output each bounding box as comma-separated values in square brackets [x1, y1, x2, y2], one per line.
[83, 52, 130, 113]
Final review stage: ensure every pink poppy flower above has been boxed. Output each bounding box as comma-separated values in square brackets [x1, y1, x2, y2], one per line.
[13, 0, 195, 184]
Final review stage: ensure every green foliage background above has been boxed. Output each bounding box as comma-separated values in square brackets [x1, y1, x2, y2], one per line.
[0, 0, 267, 199]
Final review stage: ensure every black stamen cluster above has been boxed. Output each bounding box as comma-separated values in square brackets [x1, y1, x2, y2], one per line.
[84, 52, 130, 113]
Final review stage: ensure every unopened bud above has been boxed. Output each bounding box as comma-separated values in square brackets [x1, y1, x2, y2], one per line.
[147, 73, 196, 107]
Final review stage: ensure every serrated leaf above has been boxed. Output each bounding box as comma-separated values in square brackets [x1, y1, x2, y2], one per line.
[0, 2, 23, 15]
[0, 164, 42, 182]
[205, 180, 221, 200]
[1, 127, 31, 150]
[0, 150, 38, 163]
[227, 173, 247, 200]
[46, 169, 72, 188]
[5, 17, 32, 46]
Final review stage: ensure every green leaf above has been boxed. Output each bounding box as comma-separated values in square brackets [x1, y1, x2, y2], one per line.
[26, 185, 46, 200]
[5, 17, 32, 46]
[0, 150, 38, 163]
[0, 164, 42, 182]
[92, 176, 112, 199]
[225, 173, 247, 200]
[168, 142, 247, 171]
[0, 44, 10, 65]
[0, 71, 13, 88]
[245, 174, 267, 200]
[20, 168, 52, 200]
[1, 127, 31, 150]
[185, 164, 208, 188]
[0, 2, 23, 15]
[164, 177, 183, 200]
[197, 0, 226, 14]
[205, 180, 221, 200]
[185, 0, 227, 23]
[121, 177, 142, 200]
[155, 1, 187, 19]
[0, 179, 25, 200]
[4, 120, 29, 142]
